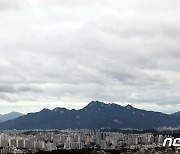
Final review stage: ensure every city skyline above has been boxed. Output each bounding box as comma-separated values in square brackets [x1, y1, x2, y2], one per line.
[0, 129, 177, 153]
[0, 0, 180, 114]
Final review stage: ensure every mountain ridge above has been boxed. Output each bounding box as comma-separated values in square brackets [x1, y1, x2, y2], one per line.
[0, 101, 179, 130]
[172, 111, 180, 117]
[0, 112, 24, 123]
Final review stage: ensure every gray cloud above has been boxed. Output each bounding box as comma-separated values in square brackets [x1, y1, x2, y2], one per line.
[0, 84, 16, 93]
[0, 0, 180, 114]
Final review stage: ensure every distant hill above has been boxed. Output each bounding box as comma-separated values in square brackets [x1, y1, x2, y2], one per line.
[171, 111, 180, 117]
[0, 112, 24, 123]
[0, 101, 179, 130]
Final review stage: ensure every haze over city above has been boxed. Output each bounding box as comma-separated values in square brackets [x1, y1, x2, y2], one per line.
[0, 0, 180, 114]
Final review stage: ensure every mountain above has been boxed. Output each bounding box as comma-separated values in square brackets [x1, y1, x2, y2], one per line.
[171, 111, 180, 117]
[0, 112, 24, 123]
[0, 101, 179, 130]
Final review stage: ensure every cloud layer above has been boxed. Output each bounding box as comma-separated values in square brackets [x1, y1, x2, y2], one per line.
[0, 0, 180, 114]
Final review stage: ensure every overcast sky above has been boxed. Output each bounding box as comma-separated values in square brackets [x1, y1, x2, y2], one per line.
[0, 0, 180, 114]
